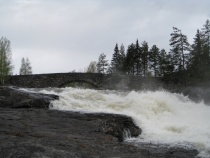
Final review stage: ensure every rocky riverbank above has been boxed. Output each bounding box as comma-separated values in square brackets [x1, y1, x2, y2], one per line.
[0, 86, 199, 158]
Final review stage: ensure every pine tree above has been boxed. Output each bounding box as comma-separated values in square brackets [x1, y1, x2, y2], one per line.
[97, 53, 108, 74]
[149, 45, 160, 77]
[169, 27, 190, 71]
[19, 57, 32, 75]
[0, 37, 13, 84]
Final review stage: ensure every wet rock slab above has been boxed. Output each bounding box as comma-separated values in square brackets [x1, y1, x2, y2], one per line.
[0, 108, 199, 158]
[0, 86, 199, 158]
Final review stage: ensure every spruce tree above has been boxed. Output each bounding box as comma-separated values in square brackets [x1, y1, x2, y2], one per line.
[0, 37, 13, 84]
[158, 49, 168, 76]
[124, 43, 135, 75]
[119, 44, 126, 72]
[134, 40, 142, 76]
[202, 19, 210, 54]
[201, 19, 210, 77]
[110, 43, 120, 73]
[188, 29, 208, 80]
[166, 51, 175, 74]
[141, 41, 149, 77]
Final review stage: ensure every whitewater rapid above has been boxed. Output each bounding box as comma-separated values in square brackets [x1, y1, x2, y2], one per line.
[38, 87, 210, 157]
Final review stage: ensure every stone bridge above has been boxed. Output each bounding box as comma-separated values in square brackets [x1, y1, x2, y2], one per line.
[9, 73, 162, 90]
[9, 73, 105, 88]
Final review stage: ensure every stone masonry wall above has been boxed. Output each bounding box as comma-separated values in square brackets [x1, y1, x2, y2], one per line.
[9, 73, 104, 88]
[8, 73, 162, 90]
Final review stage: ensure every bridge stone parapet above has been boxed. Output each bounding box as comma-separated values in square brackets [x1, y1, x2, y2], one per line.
[9, 73, 105, 88]
[8, 73, 162, 90]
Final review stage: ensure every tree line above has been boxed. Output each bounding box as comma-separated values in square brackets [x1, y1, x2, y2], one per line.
[1, 19, 209, 85]
[95, 19, 210, 85]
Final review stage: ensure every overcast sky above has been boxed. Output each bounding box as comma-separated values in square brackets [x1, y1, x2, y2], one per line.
[1, 0, 210, 74]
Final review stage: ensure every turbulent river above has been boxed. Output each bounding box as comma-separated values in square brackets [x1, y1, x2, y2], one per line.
[33, 87, 210, 157]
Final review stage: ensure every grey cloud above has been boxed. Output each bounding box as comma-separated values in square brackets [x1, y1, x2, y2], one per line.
[0, 0, 209, 74]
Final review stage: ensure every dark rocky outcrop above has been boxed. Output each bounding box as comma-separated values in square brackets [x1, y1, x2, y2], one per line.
[84, 113, 141, 142]
[0, 86, 199, 158]
[0, 108, 143, 158]
[0, 86, 58, 108]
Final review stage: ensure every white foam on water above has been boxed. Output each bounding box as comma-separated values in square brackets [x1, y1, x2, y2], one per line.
[39, 87, 210, 157]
